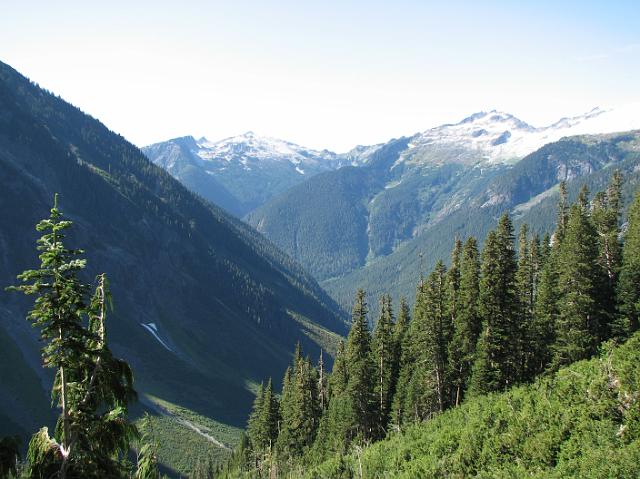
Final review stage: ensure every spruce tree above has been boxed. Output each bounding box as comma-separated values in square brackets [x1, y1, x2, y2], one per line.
[247, 383, 265, 443]
[448, 236, 481, 405]
[592, 171, 623, 339]
[327, 341, 348, 399]
[277, 347, 319, 458]
[403, 261, 450, 420]
[344, 289, 376, 441]
[616, 190, 640, 338]
[516, 224, 534, 380]
[555, 181, 569, 245]
[390, 297, 413, 428]
[552, 193, 603, 368]
[371, 294, 396, 436]
[10, 196, 138, 479]
[469, 214, 520, 394]
[530, 235, 556, 376]
[317, 350, 328, 413]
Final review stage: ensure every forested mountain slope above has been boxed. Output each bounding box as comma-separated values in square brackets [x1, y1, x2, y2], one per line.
[0, 60, 347, 475]
[143, 132, 358, 217]
[303, 332, 640, 478]
[248, 131, 640, 310]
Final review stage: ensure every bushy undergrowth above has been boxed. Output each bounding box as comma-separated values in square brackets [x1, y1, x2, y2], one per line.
[301, 334, 640, 478]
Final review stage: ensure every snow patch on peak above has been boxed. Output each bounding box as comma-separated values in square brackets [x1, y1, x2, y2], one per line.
[406, 103, 640, 165]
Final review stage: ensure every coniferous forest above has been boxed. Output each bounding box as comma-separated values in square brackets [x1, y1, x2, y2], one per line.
[216, 173, 640, 478]
[1, 6, 640, 477]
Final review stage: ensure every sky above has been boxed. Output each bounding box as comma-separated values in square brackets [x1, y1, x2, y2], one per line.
[1, 0, 639, 152]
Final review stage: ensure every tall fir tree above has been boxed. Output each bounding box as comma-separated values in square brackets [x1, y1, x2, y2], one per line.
[327, 341, 348, 399]
[390, 297, 414, 428]
[317, 350, 328, 413]
[247, 378, 280, 462]
[616, 190, 640, 339]
[552, 189, 604, 368]
[448, 236, 481, 406]
[344, 289, 377, 441]
[592, 171, 623, 339]
[555, 180, 569, 245]
[469, 214, 520, 395]
[277, 346, 319, 458]
[10, 196, 138, 479]
[371, 294, 397, 436]
[529, 234, 556, 377]
[516, 224, 534, 380]
[403, 261, 451, 420]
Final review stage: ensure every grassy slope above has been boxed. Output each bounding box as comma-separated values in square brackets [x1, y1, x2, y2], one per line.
[303, 333, 640, 478]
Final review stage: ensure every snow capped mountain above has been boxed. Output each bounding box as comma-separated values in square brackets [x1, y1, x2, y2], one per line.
[404, 104, 640, 165]
[194, 131, 342, 173]
[143, 132, 354, 216]
[144, 104, 639, 216]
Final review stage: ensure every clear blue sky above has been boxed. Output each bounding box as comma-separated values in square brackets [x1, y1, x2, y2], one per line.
[1, 0, 638, 151]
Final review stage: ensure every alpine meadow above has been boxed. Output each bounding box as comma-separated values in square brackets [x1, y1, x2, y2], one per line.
[1, 2, 640, 478]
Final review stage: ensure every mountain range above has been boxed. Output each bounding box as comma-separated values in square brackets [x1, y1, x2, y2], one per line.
[147, 104, 640, 312]
[143, 133, 367, 216]
[145, 104, 640, 219]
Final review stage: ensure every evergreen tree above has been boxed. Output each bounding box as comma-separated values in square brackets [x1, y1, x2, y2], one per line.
[552, 192, 604, 368]
[317, 350, 328, 413]
[277, 347, 319, 458]
[312, 291, 378, 459]
[530, 235, 556, 377]
[371, 294, 396, 436]
[10, 196, 138, 479]
[448, 236, 481, 405]
[616, 190, 640, 338]
[592, 171, 623, 339]
[403, 261, 450, 420]
[344, 290, 377, 441]
[247, 378, 279, 472]
[390, 297, 413, 428]
[516, 224, 534, 380]
[469, 214, 520, 395]
[327, 341, 348, 399]
[555, 181, 569, 245]
[247, 383, 265, 457]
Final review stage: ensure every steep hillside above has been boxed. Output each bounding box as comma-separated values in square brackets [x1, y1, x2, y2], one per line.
[0, 60, 347, 475]
[327, 133, 640, 310]
[248, 130, 640, 310]
[143, 132, 357, 216]
[302, 333, 640, 478]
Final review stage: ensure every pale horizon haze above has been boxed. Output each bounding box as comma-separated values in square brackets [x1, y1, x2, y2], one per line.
[1, 0, 639, 152]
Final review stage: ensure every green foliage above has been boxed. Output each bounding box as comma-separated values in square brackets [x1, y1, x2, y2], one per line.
[552, 198, 603, 368]
[344, 290, 377, 441]
[135, 415, 160, 479]
[448, 237, 481, 406]
[469, 214, 520, 395]
[401, 261, 451, 421]
[370, 295, 397, 435]
[9, 198, 139, 478]
[277, 347, 320, 459]
[616, 190, 640, 338]
[223, 174, 640, 477]
[303, 332, 640, 478]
